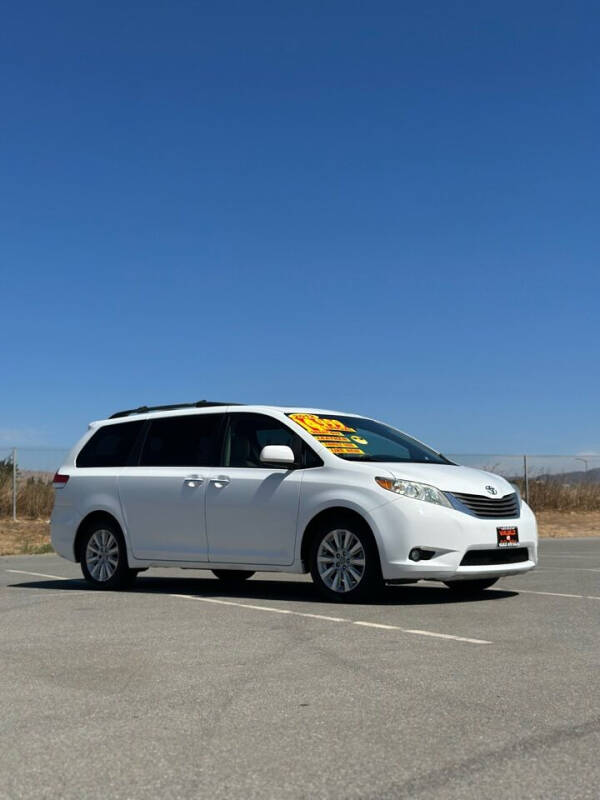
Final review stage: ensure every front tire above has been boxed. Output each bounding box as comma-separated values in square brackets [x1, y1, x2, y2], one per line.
[444, 578, 499, 593]
[80, 521, 136, 589]
[309, 519, 382, 602]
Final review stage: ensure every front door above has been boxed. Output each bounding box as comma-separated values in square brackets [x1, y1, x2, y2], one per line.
[118, 412, 225, 561]
[205, 413, 305, 565]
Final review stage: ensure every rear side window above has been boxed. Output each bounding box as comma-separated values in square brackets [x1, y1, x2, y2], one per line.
[76, 421, 144, 468]
[140, 414, 224, 467]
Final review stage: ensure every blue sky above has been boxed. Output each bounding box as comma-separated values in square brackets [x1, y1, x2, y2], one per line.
[1, 1, 599, 454]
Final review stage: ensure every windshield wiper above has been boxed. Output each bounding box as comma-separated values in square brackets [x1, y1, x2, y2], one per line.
[339, 455, 400, 462]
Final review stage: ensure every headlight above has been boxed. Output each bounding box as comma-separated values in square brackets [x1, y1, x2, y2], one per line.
[375, 477, 452, 507]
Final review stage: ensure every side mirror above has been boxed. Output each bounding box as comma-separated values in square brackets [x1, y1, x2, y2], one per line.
[259, 445, 296, 467]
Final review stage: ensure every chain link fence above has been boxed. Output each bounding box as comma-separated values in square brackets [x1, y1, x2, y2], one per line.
[0, 448, 70, 520]
[1, 447, 599, 520]
[448, 454, 600, 510]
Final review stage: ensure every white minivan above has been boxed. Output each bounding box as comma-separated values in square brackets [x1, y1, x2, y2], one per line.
[51, 402, 538, 601]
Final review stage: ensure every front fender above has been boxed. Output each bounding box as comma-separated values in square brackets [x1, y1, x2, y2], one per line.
[295, 481, 396, 568]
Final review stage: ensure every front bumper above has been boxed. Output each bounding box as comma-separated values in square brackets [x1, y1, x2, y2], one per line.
[368, 495, 538, 582]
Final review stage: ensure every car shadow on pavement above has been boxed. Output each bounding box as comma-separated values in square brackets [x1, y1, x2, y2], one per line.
[9, 575, 519, 606]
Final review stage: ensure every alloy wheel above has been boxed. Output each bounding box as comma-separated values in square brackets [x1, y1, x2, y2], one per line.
[317, 529, 366, 593]
[85, 529, 119, 582]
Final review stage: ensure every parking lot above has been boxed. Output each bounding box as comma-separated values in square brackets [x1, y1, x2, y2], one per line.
[2, 538, 599, 800]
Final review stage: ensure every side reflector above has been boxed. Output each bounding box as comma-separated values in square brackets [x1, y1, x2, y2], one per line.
[52, 472, 69, 487]
[375, 477, 394, 491]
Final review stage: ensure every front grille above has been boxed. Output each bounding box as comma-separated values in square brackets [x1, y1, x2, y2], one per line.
[450, 491, 520, 519]
[460, 547, 529, 566]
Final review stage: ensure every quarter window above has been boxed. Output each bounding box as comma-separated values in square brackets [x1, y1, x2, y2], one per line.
[76, 421, 144, 468]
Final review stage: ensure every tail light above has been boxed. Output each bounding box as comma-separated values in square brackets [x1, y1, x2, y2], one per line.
[52, 472, 70, 488]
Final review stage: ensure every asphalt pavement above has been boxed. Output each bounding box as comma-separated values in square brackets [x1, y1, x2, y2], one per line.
[1, 538, 599, 800]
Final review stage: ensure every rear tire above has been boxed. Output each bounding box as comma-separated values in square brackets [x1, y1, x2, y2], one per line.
[212, 570, 255, 582]
[80, 520, 135, 590]
[444, 578, 499, 593]
[309, 518, 382, 602]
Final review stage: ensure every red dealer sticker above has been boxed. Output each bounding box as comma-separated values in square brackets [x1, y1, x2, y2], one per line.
[497, 526, 519, 547]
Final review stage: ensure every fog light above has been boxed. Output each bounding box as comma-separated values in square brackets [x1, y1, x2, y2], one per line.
[409, 548, 435, 562]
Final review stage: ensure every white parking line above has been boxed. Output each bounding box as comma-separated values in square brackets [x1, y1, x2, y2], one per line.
[537, 566, 600, 573]
[542, 553, 599, 558]
[171, 593, 347, 622]
[6, 569, 70, 580]
[402, 629, 492, 644]
[353, 621, 399, 630]
[354, 620, 490, 643]
[7, 566, 600, 606]
[499, 587, 600, 600]
[31, 568, 600, 641]
[172, 593, 492, 644]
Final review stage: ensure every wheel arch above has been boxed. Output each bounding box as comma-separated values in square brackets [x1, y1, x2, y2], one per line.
[74, 510, 125, 563]
[299, 506, 381, 572]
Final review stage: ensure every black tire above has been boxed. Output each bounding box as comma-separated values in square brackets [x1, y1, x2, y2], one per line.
[444, 578, 499, 593]
[309, 517, 382, 602]
[80, 520, 136, 590]
[212, 570, 255, 582]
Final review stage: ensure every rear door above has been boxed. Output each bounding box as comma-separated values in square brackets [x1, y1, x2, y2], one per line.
[118, 413, 225, 561]
[204, 413, 310, 565]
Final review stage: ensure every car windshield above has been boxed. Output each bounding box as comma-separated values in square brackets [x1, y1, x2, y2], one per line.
[286, 413, 450, 464]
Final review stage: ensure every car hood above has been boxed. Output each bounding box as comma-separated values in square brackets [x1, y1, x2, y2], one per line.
[377, 463, 514, 497]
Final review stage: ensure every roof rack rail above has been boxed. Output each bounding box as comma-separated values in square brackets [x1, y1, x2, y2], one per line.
[109, 401, 241, 419]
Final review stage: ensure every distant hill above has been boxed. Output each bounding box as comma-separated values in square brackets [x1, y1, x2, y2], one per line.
[18, 470, 54, 483]
[531, 467, 600, 485]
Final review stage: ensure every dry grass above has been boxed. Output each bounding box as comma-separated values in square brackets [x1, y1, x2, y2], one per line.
[535, 511, 600, 539]
[0, 475, 54, 518]
[0, 519, 53, 556]
[515, 478, 600, 511]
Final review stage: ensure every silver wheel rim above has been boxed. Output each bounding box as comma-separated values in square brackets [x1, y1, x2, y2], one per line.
[86, 530, 119, 582]
[317, 529, 366, 593]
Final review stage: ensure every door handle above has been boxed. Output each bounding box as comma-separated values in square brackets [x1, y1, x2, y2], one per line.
[210, 476, 230, 487]
[183, 475, 204, 488]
